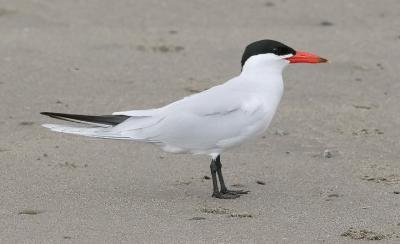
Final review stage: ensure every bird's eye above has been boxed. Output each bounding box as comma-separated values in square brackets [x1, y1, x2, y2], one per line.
[272, 47, 280, 54]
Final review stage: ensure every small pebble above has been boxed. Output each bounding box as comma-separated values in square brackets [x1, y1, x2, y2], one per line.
[203, 175, 211, 180]
[19, 121, 34, 126]
[18, 209, 43, 215]
[256, 180, 266, 185]
[323, 149, 335, 158]
[320, 21, 334, 26]
[189, 217, 206, 221]
[157, 45, 169, 52]
[353, 105, 371, 110]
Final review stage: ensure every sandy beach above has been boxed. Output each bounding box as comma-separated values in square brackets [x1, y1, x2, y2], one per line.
[1, 0, 400, 243]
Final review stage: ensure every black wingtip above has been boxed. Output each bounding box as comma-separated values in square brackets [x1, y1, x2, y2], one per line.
[40, 112, 130, 126]
[40, 112, 65, 118]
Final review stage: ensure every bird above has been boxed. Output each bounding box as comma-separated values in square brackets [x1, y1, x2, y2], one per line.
[41, 39, 327, 199]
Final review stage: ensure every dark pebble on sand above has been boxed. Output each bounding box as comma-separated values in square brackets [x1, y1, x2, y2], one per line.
[353, 105, 371, 110]
[203, 175, 211, 180]
[19, 121, 34, 126]
[376, 63, 384, 70]
[323, 149, 337, 158]
[320, 21, 334, 26]
[190, 217, 206, 221]
[256, 180, 266, 185]
[18, 209, 43, 215]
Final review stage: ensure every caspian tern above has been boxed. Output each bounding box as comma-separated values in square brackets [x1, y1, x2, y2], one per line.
[41, 39, 327, 199]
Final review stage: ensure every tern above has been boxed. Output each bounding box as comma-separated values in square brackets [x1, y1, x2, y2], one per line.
[41, 40, 327, 199]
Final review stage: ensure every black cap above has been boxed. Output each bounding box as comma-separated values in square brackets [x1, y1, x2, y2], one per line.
[241, 40, 295, 67]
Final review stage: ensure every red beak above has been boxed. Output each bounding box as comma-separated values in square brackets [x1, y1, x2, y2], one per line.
[285, 50, 328, 64]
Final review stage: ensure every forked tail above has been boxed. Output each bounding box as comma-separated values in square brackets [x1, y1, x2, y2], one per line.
[41, 112, 131, 139]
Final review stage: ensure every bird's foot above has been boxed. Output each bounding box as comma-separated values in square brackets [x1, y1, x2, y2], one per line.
[212, 189, 249, 199]
[212, 192, 240, 199]
[221, 189, 250, 195]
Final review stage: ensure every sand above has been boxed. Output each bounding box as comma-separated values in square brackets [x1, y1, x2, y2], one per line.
[1, 0, 400, 243]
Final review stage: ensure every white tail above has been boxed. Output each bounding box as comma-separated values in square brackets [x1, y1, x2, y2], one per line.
[42, 124, 131, 140]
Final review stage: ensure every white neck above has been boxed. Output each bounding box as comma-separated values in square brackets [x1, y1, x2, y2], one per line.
[237, 54, 287, 109]
[241, 54, 289, 77]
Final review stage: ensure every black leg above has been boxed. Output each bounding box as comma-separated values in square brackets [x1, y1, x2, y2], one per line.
[215, 155, 228, 192]
[210, 159, 219, 197]
[215, 155, 249, 195]
[210, 157, 239, 199]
